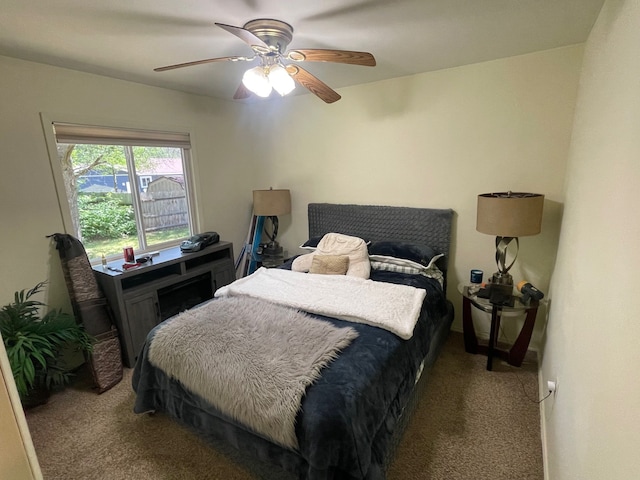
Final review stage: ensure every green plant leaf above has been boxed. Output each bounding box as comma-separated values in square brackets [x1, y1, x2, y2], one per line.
[16, 345, 26, 366]
[23, 357, 35, 386]
[1, 280, 94, 401]
[31, 350, 48, 370]
[15, 376, 27, 398]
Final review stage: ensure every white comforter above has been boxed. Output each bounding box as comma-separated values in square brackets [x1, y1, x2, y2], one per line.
[215, 267, 427, 339]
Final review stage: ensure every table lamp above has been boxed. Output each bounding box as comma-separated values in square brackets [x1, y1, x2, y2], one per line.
[476, 191, 544, 286]
[252, 188, 291, 256]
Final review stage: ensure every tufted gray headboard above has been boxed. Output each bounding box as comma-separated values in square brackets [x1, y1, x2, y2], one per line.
[308, 203, 454, 271]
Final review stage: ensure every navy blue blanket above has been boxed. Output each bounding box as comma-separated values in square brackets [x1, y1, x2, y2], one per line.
[132, 269, 452, 479]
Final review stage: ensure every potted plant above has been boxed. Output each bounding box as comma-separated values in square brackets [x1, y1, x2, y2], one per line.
[0, 281, 93, 406]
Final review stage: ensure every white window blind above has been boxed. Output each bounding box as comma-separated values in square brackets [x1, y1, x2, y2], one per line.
[52, 122, 191, 148]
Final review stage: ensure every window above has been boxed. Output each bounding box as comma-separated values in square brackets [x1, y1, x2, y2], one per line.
[139, 176, 153, 191]
[51, 123, 197, 261]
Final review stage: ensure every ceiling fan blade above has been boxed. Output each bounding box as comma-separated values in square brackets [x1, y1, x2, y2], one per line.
[233, 82, 252, 100]
[154, 56, 249, 72]
[285, 65, 341, 104]
[287, 49, 376, 67]
[302, 0, 394, 22]
[215, 22, 269, 50]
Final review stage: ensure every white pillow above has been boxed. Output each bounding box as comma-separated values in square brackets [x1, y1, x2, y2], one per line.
[292, 233, 371, 279]
[369, 258, 445, 288]
[299, 236, 370, 251]
[368, 253, 444, 271]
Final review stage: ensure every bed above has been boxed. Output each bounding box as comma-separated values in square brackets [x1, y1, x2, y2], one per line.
[132, 203, 455, 479]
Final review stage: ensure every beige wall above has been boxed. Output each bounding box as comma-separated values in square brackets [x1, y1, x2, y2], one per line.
[245, 46, 582, 338]
[541, 0, 640, 478]
[0, 57, 261, 476]
[0, 46, 582, 337]
[0, 55, 257, 310]
[0, 41, 591, 477]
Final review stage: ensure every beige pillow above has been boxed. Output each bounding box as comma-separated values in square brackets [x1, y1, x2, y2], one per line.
[309, 255, 350, 275]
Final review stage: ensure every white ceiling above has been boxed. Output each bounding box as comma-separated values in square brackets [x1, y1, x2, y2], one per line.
[0, 0, 604, 102]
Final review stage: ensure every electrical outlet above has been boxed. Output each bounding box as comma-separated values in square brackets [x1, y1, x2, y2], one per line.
[547, 380, 557, 394]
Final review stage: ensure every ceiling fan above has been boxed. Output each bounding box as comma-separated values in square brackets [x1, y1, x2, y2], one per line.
[154, 18, 376, 104]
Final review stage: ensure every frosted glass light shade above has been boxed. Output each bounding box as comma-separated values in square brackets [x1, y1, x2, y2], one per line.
[268, 65, 295, 96]
[242, 66, 272, 97]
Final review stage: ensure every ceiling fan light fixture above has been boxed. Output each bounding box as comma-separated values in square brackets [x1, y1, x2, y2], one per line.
[155, 18, 376, 104]
[268, 65, 295, 96]
[242, 66, 272, 97]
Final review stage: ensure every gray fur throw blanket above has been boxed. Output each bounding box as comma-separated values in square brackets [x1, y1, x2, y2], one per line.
[148, 296, 358, 450]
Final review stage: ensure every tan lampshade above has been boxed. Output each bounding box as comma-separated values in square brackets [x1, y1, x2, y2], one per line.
[252, 189, 291, 216]
[476, 192, 544, 237]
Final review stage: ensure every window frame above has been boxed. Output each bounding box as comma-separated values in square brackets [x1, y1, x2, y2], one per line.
[41, 113, 201, 261]
[139, 176, 153, 190]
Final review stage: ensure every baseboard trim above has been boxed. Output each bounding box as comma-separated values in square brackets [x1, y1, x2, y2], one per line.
[537, 349, 550, 480]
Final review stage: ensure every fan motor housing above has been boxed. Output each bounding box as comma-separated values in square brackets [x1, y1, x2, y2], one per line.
[243, 19, 294, 54]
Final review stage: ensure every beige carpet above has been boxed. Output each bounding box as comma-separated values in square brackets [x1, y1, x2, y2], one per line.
[25, 332, 543, 479]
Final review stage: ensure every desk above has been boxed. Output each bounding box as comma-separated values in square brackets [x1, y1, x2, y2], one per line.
[460, 285, 539, 371]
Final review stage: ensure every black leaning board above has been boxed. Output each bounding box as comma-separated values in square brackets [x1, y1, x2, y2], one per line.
[49, 233, 123, 393]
